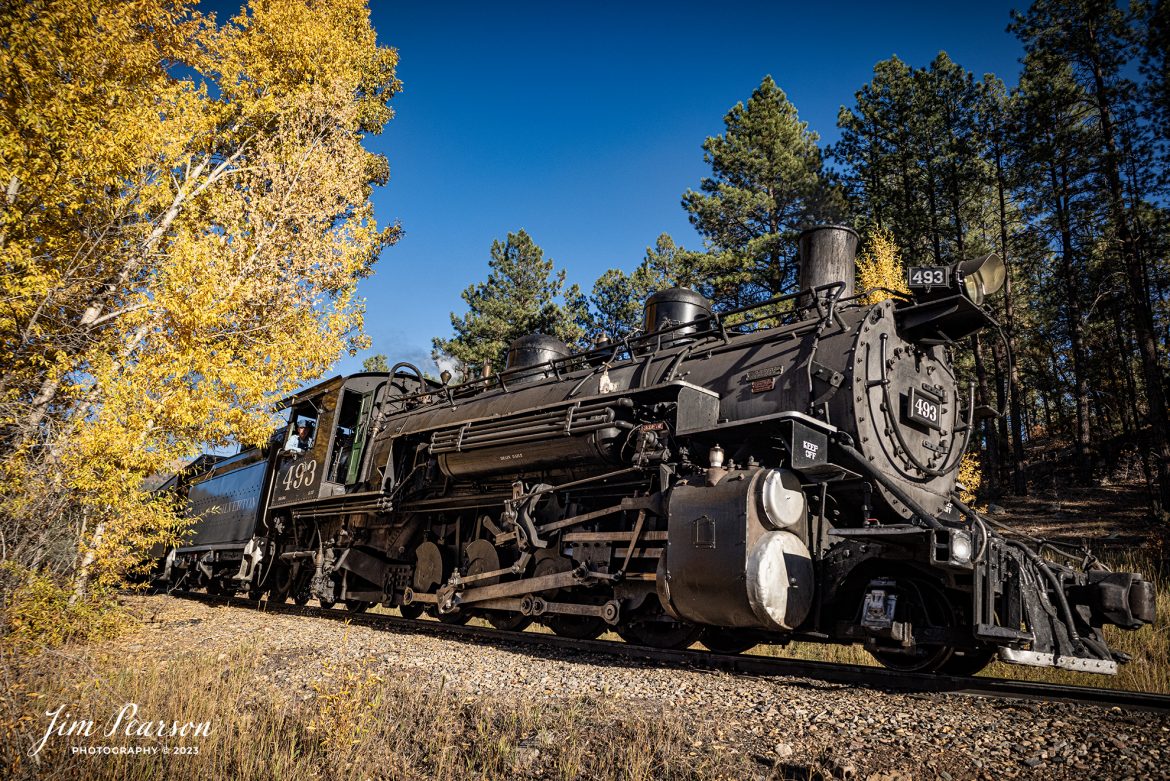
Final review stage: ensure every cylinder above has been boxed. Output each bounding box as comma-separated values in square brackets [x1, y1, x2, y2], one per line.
[798, 225, 859, 300]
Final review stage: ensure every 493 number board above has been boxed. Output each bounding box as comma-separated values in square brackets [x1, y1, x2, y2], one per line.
[907, 266, 949, 289]
[906, 387, 942, 431]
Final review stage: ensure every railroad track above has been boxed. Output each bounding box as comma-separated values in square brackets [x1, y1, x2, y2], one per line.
[167, 590, 1170, 714]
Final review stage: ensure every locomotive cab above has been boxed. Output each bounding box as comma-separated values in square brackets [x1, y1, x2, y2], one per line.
[270, 370, 431, 507]
[271, 376, 347, 505]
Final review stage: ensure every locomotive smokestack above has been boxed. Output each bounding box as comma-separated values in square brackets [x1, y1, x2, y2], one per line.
[798, 224, 859, 300]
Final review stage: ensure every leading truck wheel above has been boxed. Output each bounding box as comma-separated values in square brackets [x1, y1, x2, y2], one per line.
[546, 615, 606, 640]
[436, 609, 470, 625]
[618, 620, 703, 650]
[866, 577, 967, 674]
[870, 642, 955, 673]
[487, 613, 533, 631]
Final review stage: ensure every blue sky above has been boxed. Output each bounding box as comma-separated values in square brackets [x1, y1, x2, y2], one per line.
[224, 1, 1031, 376]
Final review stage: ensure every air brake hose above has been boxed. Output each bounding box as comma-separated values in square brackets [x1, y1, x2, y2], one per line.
[1004, 539, 1093, 658]
[950, 498, 1099, 661]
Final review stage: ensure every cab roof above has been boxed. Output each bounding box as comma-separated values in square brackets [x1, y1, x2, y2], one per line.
[273, 370, 439, 410]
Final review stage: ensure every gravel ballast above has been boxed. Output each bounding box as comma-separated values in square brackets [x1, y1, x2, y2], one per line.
[108, 596, 1170, 780]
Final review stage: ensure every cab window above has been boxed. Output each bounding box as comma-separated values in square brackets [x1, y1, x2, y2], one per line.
[284, 401, 319, 454]
[330, 389, 373, 483]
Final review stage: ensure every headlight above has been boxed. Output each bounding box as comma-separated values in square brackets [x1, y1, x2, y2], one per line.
[955, 253, 1005, 305]
[951, 530, 973, 564]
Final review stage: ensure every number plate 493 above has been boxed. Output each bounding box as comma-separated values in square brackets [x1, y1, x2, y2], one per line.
[906, 388, 942, 430]
[907, 266, 949, 289]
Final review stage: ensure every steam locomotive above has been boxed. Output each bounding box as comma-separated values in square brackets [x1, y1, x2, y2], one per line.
[158, 225, 1155, 676]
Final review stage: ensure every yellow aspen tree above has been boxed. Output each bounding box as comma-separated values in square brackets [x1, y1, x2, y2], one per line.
[0, 0, 400, 598]
[854, 226, 910, 304]
[957, 450, 983, 507]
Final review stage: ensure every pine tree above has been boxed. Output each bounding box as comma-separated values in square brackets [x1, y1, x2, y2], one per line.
[1012, 0, 1170, 516]
[641, 233, 700, 290]
[836, 54, 995, 266]
[1145, 0, 1170, 188]
[682, 76, 842, 310]
[432, 230, 584, 374]
[1014, 51, 1103, 483]
[977, 75, 1030, 494]
[577, 233, 700, 342]
[835, 58, 931, 259]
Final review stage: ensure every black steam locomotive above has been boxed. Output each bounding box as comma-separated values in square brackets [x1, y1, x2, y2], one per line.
[159, 225, 1155, 676]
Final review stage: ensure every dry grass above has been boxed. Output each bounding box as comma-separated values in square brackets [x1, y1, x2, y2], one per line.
[750, 640, 878, 668]
[1, 637, 765, 781]
[2, 545, 1162, 780]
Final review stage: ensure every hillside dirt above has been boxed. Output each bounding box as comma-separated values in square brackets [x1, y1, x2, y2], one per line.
[982, 480, 1167, 554]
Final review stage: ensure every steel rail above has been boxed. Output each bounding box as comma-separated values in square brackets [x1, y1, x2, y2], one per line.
[167, 590, 1170, 714]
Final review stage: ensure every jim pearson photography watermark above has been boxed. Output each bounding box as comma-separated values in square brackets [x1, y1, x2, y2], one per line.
[29, 703, 213, 758]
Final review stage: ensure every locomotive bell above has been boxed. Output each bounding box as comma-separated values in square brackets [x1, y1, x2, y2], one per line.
[642, 287, 712, 344]
[504, 333, 572, 385]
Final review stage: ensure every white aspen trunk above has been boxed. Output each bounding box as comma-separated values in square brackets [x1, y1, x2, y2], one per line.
[70, 519, 104, 604]
[19, 146, 253, 437]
